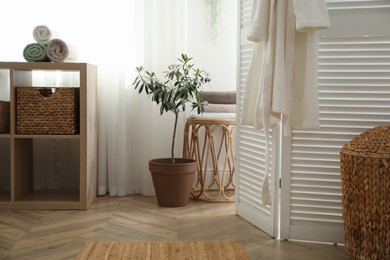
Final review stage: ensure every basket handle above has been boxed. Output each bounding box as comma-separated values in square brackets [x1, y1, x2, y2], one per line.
[38, 88, 56, 98]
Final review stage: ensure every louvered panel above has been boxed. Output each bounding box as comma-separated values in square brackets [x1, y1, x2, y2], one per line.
[237, 35, 273, 215]
[236, 0, 277, 237]
[240, 0, 252, 28]
[236, 125, 275, 235]
[238, 44, 253, 100]
[287, 35, 390, 242]
[239, 129, 271, 176]
[237, 125, 274, 206]
[327, 0, 390, 9]
[238, 42, 252, 117]
[238, 172, 267, 213]
[240, 44, 252, 73]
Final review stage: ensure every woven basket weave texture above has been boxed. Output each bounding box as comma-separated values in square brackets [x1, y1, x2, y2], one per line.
[0, 101, 10, 133]
[16, 87, 79, 134]
[340, 125, 390, 260]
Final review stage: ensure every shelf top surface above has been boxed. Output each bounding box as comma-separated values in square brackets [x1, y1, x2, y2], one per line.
[0, 62, 96, 70]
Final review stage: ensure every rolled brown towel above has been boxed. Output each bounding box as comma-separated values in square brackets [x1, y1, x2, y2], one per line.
[47, 38, 78, 62]
[201, 91, 236, 104]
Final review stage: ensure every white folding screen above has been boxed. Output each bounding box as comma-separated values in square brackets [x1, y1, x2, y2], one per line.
[280, 0, 390, 243]
[235, 0, 279, 238]
[236, 0, 390, 243]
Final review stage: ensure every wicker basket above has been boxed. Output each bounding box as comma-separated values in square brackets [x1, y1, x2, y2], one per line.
[0, 101, 10, 133]
[16, 87, 80, 134]
[340, 125, 390, 260]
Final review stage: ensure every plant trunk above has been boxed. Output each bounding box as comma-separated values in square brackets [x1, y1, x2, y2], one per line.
[171, 110, 179, 163]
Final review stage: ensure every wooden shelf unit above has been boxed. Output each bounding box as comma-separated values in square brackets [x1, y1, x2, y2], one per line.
[0, 62, 97, 210]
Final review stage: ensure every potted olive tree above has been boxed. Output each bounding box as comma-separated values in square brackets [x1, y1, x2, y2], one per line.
[133, 54, 210, 207]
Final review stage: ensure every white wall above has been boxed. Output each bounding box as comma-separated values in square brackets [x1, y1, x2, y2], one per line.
[186, 0, 238, 92]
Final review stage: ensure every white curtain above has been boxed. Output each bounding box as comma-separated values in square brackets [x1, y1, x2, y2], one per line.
[0, 0, 188, 197]
[99, 0, 188, 196]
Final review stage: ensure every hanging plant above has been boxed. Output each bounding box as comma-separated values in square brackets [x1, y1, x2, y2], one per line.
[204, 0, 222, 42]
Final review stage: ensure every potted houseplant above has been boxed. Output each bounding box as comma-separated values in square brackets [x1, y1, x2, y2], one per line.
[132, 54, 210, 207]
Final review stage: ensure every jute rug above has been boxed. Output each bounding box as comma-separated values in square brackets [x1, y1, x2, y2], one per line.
[75, 241, 249, 259]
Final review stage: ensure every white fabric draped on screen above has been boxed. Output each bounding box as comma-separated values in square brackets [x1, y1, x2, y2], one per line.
[0, 0, 187, 197]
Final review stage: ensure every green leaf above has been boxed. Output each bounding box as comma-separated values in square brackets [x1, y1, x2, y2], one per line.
[133, 80, 140, 89]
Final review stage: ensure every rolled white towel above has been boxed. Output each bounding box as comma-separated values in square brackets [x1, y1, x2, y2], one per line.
[189, 112, 236, 120]
[47, 39, 78, 62]
[33, 25, 53, 45]
[203, 103, 236, 113]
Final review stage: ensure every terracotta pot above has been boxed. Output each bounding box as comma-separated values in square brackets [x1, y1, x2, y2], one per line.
[149, 158, 196, 207]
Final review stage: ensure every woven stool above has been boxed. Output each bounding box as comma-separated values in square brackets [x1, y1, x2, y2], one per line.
[183, 117, 236, 202]
[340, 125, 390, 260]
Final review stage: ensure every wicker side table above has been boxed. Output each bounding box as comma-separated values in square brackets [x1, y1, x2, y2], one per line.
[340, 125, 390, 260]
[183, 117, 236, 202]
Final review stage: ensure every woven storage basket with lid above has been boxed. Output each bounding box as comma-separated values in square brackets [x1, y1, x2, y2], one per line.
[340, 125, 390, 260]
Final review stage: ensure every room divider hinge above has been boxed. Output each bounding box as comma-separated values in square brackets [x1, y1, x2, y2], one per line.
[279, 178, 281, 189]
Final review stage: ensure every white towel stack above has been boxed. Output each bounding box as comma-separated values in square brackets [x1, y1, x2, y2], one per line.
[31, 25, 78, 62]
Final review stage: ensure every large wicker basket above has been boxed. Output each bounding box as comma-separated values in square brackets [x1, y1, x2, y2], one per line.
[16, 87, 80, 134]
[0, 101, 10, 133]
[340, 125, 390, 260]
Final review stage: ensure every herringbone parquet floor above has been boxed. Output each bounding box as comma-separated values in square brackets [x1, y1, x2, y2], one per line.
[0, 195, 348, 260]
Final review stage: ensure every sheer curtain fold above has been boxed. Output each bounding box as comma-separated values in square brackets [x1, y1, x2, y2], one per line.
[0, 0, 188, 197]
